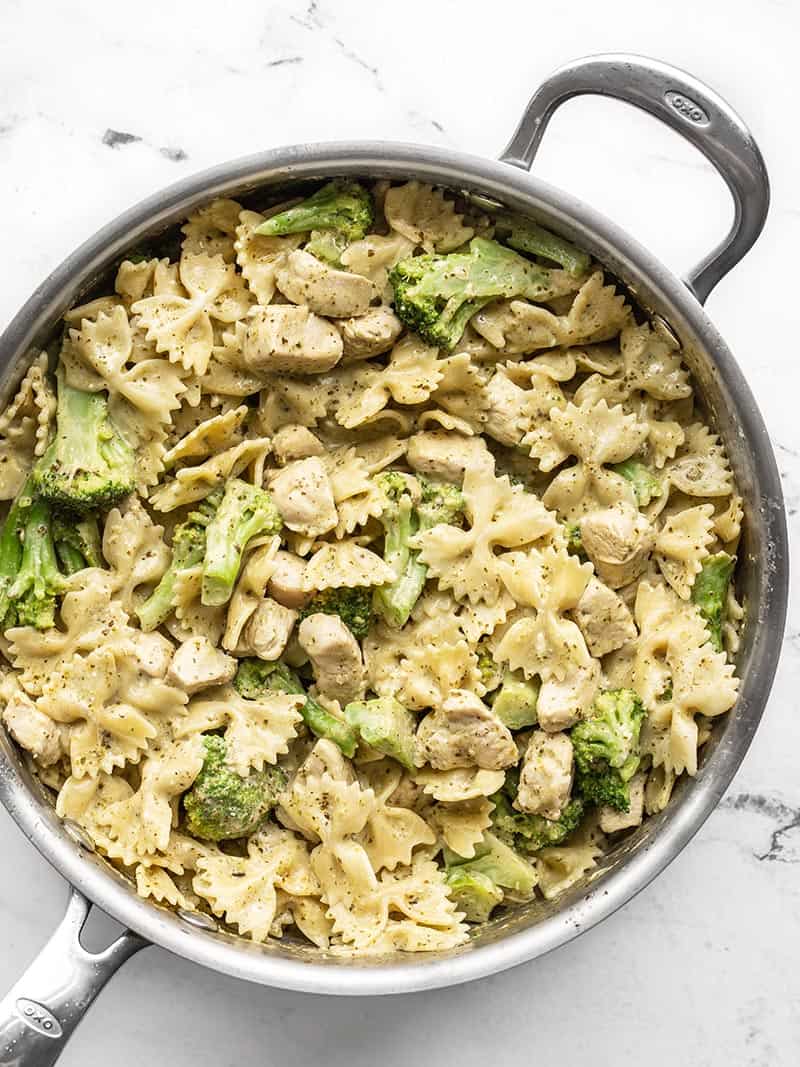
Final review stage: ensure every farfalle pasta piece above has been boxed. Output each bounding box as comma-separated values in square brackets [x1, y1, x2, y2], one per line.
[235, 209, 303, 305]
[68, 306, 187, 426]
[620, 321, 691, 401]
[358, 761, 436, 871]
[96, 737, 204, 862]
[654, 504, 715, 599]
[384, 181, 474, 253]
[135, 864, 189, 909]
[428, 797, 494, 859]
[0, 353, 56, 498]
[168, 565, 227, 646]
[535, 831, 603, 900]
[320, 446, 385, 538]
[101, 497, 170, 611]
[666, 423, 734, 498]
[193, 825, 319, 942]
[177, 685, 303, 774]
[494, 547, 594, 683]
[182, 198, 242, 261]
[303, 541, 395, 591]
[149, 437, 270, 511]
[364, 594, 483, 710]
[257, 376, 328, 434]
[531, 400, 648, 520]
[412, 452, 557, 605]
[7, 569, 129, 696]
[472, 271, 630, 356]
[163, 405, 248, 467]
[132, 253, 252, 375]
[634, 580, 739, 777]
[413, 766, 506, 802]
[341, 232, 416, 295]
[222, 539, 281, 651]
[330, 336, 444, 429]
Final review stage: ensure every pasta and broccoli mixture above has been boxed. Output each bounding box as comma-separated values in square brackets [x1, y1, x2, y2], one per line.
[0, 179, 743, 954]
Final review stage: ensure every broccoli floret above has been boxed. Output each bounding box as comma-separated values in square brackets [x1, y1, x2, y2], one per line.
[299, 586, 372, 641]
[491, 671, 539, 730]
[445, 867, 504, 923]
[137, 492, 220, 632]
[52, 514, 102, 575]
[201, 479, 282, 607]
[493, 214, 591, 277]
[389, 237, 554, 350]
[372, 473, 464, 628]
[305, 230, 349, 266]
[444, 831, 537, 898]
[491, 790, 585, 854]
[234, 658, 358, 757]
[183, 734, 285, 841]
[564, 522, 587, 560]
[692, 551, 736, 652]
[476, 643, 501, 692]
[254, 180, 373, 242]
[572, 689, 646, 812]
[344, 696, 416, 771]
[0, 479, 35, 626]
[33, 368, 135, 513]
[4, 498, 66, 629]
[611, 458, 663, 507]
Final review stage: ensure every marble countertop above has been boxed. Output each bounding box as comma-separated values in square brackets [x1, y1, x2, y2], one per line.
[1, 1, 798, 1063]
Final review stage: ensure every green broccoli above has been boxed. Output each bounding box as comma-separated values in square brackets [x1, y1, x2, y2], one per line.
[373, 473, 464, 628]
[305, 230, 349, 267]
[477, 643, 501, 692]
[183, 734, 285, 841]
[201, 479, 282, 607]
[491, 789, 585, 854]
[33, 368, 135, 513]
[491, 671, 539, 730]
[299, 586, 372, 641]
[444, 832, 537, 898]
[344, 696, 417, 771]
[389, 236, 554, 350]
[234, 658, 358, 757]
[692, 551, 736, 652]
[445, 867, 504, 923]
[4, 498, 66, 629]
[493, 213, 591, 277]
[137, 492, 220, 632]
[0, 479, 36, 626]
[564, 521, 587, 560]
[611, 458, 663, 507]
[572, 689, 646, 812]
[254, 180, 373, 242]
[51, 514, 102, 575]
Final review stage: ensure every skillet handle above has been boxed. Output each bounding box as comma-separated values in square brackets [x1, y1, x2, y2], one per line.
[500, 53, 770, 304]
[0, 889, 146, 1067]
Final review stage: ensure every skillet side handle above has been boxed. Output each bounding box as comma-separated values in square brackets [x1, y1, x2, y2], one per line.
[500, 53, 770, 304]
[0, 889, 146, 1067]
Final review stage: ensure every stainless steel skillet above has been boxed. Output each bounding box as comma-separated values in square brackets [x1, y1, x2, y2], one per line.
[0, 54, 788, 1067]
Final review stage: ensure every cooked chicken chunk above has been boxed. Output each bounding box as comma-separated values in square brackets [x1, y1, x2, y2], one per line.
[537, 659, 601, 732]
[243, 305, 343, 374]
[268, 457, 337, 538]
[483, 370, 528, 447]
[335, 306, 403, 361]
[515, 730, 574, 820]
[580, 503, 655, 589]
[415, 690, 517, 772]
[271, 424, 325, 466]
[167, 636, 237, 694]
[277, 249, 377, 318]
[130, 631, 175, 679]
[406, 431, 490, 483]
[297, 613, 365, 703]
[242, 598, 298, 661]
[267, 550, 311, 610]
[599, 772, 646, 833]
[1, 684, 65, 766]
[571, 576, 637, 658]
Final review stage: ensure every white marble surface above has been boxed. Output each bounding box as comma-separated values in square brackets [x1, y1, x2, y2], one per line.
[1, 1, 799, 1063]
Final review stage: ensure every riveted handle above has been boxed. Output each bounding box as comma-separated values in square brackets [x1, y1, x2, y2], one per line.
[0, 890, 146, 1067]
[500, 53, 770, 304]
